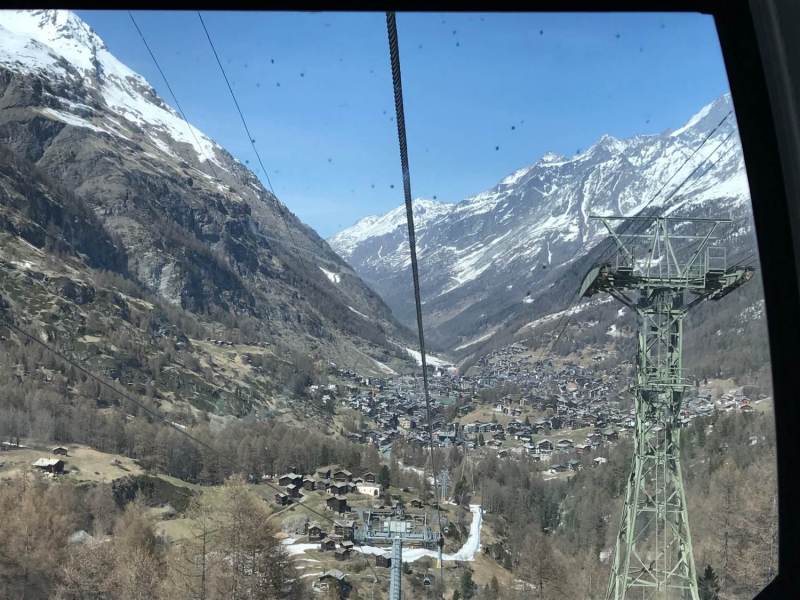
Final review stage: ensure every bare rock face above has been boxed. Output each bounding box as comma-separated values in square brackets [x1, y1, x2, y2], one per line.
[0, 9, 414, 395]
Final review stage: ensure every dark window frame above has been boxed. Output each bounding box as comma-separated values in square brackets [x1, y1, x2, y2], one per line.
[9, 0, 799, 596]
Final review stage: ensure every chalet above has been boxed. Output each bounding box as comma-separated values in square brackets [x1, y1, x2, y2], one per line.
[330, 482, 350, 495]
[333, 469, 353, 482]
[602, 428, 619, 441]
[279, 473, 303, 487]
[274, 492, 290, 505]
[362, 472, 376, 483]
[308, 523, 325, 540]
[410, 498, 424, 509]
[333, 519, 355, 540]
[557, 438, 574, 450]
[285, 484, 302, 499]
[320, 538, 337, 551]
[537, 439, 553, 453]
[51, 446, 69, 456]
[32, 458, 64, 474]
[375, 554, 392, 568]
[302, 477, 316, 491]
[548, 463, 568, 475]
[327, 496, 349, 514]
[316, 467, 333, 479]
[317, 570, 351, 598]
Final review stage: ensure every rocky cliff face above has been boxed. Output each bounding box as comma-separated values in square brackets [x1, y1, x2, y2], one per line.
[330, 93, 759, 358]
[0, 10, 415, 411]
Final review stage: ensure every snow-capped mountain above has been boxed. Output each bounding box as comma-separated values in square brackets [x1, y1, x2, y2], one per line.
[0, 10, 415, 379]
[329, 93, 754, 353]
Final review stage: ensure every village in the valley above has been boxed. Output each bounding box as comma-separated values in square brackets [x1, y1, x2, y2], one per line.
[2, 340, 768, 598]
[308, 342, 765, 474]
[249, 340, 769, 595]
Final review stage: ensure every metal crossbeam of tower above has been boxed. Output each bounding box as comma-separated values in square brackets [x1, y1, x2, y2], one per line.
[580, 215, 754, 600]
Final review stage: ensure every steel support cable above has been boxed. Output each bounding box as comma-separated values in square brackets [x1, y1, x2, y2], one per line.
[594, 110, 735, 267]
[533, 113, 738, 366]
[132, 14, 338, 273]
[385, 11, 445, 581]
[0, 310, 382, 584]
[128, 12, 222, 182]
[197, 12, 276, 197]
[196, 12, 302, 250]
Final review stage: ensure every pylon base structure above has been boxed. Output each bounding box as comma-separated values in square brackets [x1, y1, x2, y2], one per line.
[581, 215, 753, 600]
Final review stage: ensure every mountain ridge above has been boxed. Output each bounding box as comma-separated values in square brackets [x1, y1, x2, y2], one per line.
[0, 9, 417, 409]
[328, 93, 752, 357]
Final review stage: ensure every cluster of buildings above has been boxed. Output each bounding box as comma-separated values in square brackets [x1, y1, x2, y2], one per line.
[274, 465, 383, 509]
[322, 342, 767, 478]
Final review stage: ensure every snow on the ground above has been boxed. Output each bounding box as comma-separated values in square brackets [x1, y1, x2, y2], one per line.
[283, 541, 321, 556]
[282, 505, 483, 564]
[348, 306, 369, 319]
[398, 462, 434, 485]
[402, 346, 451, 368]
[319, 266, 341, 284]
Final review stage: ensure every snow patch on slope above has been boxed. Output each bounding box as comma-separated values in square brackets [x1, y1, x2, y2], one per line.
[0, 10, 226, 169]
[319, 266, 341, 284]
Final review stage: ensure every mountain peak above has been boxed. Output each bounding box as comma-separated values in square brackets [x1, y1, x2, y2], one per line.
[0, 10, 227, 173]
[0, 10, 106, 74]
[670, 92, 734, 138]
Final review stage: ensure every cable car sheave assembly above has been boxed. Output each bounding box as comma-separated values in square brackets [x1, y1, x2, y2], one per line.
[581, 216, 753, 600]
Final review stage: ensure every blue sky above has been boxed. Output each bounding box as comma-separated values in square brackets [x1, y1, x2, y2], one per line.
[78, 11, 730, 238]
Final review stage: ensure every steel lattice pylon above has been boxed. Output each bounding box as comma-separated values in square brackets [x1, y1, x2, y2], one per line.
[580, 215, 753, 600]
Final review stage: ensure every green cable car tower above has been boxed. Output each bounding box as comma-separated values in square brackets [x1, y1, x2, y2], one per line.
[580, 215, 754, 600]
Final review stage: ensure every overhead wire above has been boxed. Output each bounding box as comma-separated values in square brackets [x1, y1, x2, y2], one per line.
[129, 15, 347, 273]
[196, 11, 277, 198]
[128, 11, 223, 182]
[385, 11, 446, 585]
[529, 111, 739, 366]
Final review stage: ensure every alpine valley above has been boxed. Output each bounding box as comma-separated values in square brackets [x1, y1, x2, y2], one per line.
[330, 93, 770, 383]
[0, 10, 421, 421]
